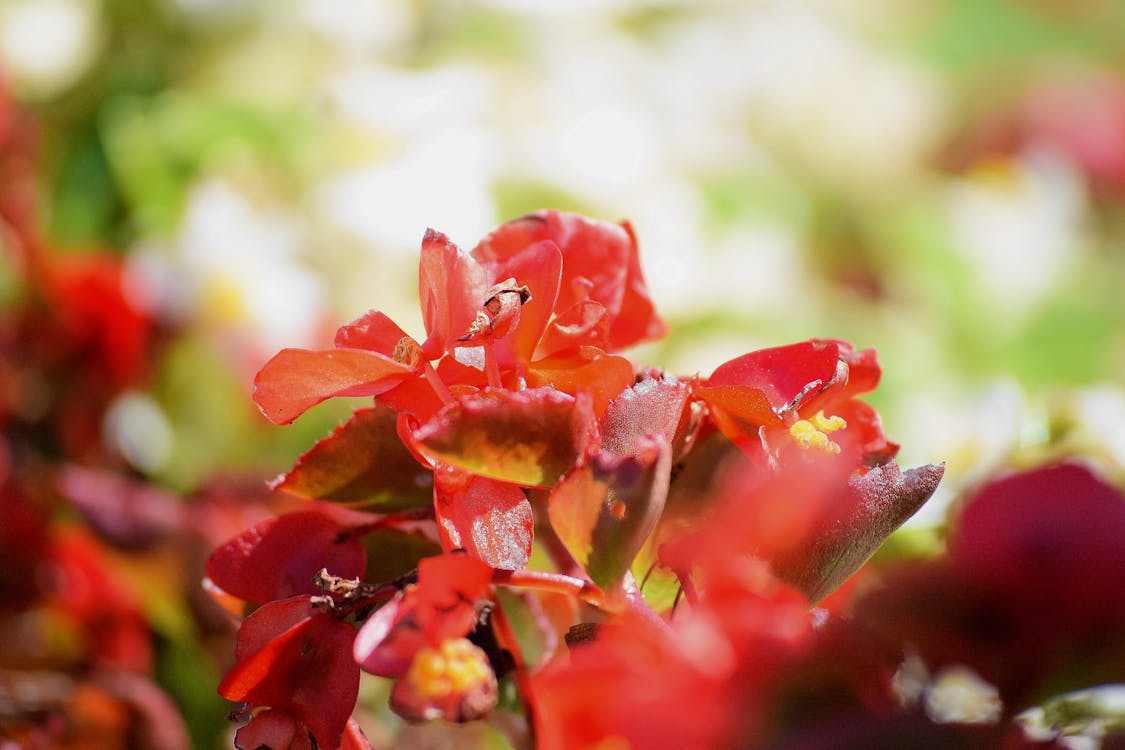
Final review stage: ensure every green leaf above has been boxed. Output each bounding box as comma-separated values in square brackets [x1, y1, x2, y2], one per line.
[412, 388, 596, 488]
[272, 405, 433, 510]
[548, 438, 671, 603]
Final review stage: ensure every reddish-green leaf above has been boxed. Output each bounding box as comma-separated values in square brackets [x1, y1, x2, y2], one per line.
[412, 388, 596, 488]
[253, 347, 413, 425]
[771, 462, 944, 603]
[434, 468, 533, 570]
[549, 438, 671, 601]
[600, 376, 692, 460]
[272, 405, 433, 510]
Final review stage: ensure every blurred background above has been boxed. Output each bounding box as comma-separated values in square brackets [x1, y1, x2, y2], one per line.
[2, 0, 1124, 747]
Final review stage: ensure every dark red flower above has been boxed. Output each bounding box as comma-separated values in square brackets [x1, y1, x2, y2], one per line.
[220, 597, 361, 750]
[855, 463, 1125, 714]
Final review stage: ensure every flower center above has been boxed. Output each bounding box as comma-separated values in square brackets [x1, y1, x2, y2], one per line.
[788, 410, 847, 454]
[392, 336, 424, 369]
[405, 638, 494, 700]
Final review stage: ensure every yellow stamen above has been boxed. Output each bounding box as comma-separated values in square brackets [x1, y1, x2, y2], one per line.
[789, 411, 847, 454]
[405, 638, 494, 700]
[811, 411, 846, 433]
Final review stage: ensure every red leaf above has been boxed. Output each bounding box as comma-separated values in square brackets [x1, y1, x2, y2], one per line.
[434, 468, 533, 570]
[220, 602, 359, 750]
[206, 510, 366, 605]
[412, 387, 596, 488]
[253, 348, 413, 425]
[549, 438, 671, 601]
[418, 229, 488, 360]
[272, 405, 433, 510]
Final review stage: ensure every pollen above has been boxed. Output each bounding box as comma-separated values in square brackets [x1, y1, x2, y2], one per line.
[392, 337, 423, 369]
[405, 638, 494, 700]
[789, 411, 847, 454]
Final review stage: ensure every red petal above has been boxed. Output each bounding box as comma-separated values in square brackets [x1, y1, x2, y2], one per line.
[234, 709, 313, 750]
[526, 349, 634, 418]
[353, 554, 492, 675]
[610, 221, 668, 349]
[341, 718, 375, 750]
[378, 376, 448, 424]
[418, 229, 488, 360]
[334, 310, 413, 354]
[706, 340, 843, 413]
[253, 348, 413, 425]
[949, 463, 1125, 606]
[417, 552, 494, 606]
[434, 469, 533, 570]
[219, 609, 359, 750]
[233, 597, 315, 660]
[475, 239, 562, 361]
[412, 387, 597, 488]
[206, 510, 367, 605]
[535, 300, 609, 358]
[272, 405, 433, 510]
[473, 211, 665, 352]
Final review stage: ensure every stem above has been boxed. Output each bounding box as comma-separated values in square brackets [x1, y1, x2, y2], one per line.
[423, 361, 457, 407]
[529, 490, 584, 579]
[492, 569, 604, 608]
[335, 506, 435, 542]
[483, 339, 503, 389]
[490, 596, 537, 748]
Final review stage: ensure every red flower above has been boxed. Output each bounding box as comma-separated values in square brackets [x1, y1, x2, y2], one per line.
[254, 211, 663, 426]
[472, 210, 666, 353]
[352, 554, 499, 722]
[253, 229, 480, 425]
[533, 560, 813, 750]
[856, 463, 1125, 713]
[695, 339, 896, 468]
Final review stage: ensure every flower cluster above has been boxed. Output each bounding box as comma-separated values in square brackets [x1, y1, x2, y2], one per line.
[202, 208, 958, 746]
[205, 209, 959, 748]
